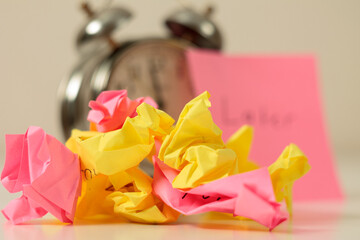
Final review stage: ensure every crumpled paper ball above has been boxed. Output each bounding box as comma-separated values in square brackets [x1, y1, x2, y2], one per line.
[1, 126, 81, 224]
[88, 90, 157, 132]
[66, 103, 179, 223]
[156, 91, 311, 216]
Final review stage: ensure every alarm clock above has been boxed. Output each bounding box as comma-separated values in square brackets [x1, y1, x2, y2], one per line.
[58, 3, 223, 139]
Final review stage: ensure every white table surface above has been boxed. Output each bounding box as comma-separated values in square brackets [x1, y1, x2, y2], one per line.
[0, 152, 359, 240]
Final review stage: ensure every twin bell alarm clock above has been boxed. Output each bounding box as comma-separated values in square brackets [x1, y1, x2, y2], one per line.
[58, 3, 223, 138]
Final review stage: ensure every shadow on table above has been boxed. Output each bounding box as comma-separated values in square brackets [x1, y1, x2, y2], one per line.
[2, 201, 345, 240]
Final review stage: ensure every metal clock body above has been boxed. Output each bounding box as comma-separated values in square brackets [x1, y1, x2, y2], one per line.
[59, 5, 222, 138]
[91, 38, 194, 118]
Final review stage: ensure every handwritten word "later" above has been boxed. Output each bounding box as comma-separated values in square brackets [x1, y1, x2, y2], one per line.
[221, 97, 295, 130]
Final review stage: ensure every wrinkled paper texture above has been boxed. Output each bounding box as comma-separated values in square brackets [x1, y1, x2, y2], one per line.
[88, 90, 157, 132]
[67, 103, 179, 223]
[1, 126, 81, 224]
[154, 91, 310, 226]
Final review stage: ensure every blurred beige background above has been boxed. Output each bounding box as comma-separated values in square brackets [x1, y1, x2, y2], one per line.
[0, 0, 359, 164]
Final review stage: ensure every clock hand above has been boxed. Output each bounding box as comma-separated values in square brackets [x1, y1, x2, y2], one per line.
[127, 65, 140, 97]
[148, 59, 165, 109]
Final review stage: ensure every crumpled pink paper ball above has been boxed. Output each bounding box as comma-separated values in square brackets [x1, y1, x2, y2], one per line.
[152, 155, 287, 230]
[1, 126, 81, 224]
[87, 90, 158, 132]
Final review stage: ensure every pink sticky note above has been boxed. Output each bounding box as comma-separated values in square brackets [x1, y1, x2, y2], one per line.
[1, 126, 82, 224]
[186, 50, 343, 201]
[152, 157, 287, 230]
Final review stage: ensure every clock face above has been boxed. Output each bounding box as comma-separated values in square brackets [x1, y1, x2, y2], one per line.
[105, 39, 195, 119]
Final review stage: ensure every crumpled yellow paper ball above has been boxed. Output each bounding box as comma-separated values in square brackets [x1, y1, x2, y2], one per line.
[66, 103, 179, 223]
[159, 92, 239, 189]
